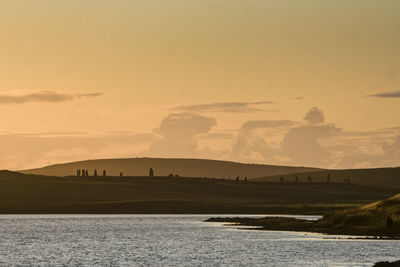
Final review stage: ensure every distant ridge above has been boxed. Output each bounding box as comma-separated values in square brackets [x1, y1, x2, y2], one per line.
[0, 170, 28, 177]
[21, 157, 322, 178]
[253, 167, 400, 188]
[0, 169, 45, 179]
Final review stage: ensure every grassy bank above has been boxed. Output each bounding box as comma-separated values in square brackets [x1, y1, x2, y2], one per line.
[206, 194, 400, 237]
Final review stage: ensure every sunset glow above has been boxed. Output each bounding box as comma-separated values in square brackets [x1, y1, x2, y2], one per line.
[0, 0, 399, 170]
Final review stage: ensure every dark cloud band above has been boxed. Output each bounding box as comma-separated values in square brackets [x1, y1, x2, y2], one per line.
[172, 101, 274, 113]
[0, 91, 103, 104]
[366, 91, 400, 98]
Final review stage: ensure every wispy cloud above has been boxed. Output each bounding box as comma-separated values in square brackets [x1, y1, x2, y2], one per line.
[366, 91, 400, 98]
[240, 120, 298, 132]
[0, 91, 104, 104]
[380, 126, 400, 131]
[172, 101, 274, 113]
[0, 131, 154, 170]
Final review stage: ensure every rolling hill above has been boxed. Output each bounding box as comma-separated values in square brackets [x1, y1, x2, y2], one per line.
[21, 158, 321, 178]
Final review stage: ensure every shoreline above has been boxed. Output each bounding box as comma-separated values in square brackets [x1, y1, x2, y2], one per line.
[205, 216, 400, 239]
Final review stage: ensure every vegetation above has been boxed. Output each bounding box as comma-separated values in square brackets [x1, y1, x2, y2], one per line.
[207, 194, 400, 237]
[374, 260, 400, 267]
[319, 194, 400, 236]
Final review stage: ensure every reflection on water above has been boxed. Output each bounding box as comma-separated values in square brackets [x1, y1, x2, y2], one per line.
[0, 215, 398, 266]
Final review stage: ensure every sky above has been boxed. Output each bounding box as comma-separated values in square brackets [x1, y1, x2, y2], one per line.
[0, 0, 399, 170]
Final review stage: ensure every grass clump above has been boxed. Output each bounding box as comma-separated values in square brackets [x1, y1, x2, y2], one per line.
[207, 194, 400, 238]
[319, 194, 400, 236]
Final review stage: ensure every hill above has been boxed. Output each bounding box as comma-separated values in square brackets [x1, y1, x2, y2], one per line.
[0, 170, 398, 214]
[253, 167, 400, 188]
[21, 158, 321, 178]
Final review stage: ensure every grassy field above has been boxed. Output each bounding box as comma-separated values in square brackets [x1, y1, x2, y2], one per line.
[254, 167, 400, 189]
[0, 170, 398, 214]
[207, 194, 400, 237]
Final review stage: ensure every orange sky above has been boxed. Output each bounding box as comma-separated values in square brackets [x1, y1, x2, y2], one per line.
[0, 1, 399, 170]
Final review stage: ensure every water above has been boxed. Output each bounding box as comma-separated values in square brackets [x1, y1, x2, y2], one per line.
[0, 215, 398, 266]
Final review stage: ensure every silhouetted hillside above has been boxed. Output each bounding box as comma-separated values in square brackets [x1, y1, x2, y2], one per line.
[253, 167, 400, 188]
[1, 169, 398, 214]
[0, 170, 40, 178]
[21, 158, 321, 178]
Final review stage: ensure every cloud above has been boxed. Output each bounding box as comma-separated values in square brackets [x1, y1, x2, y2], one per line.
[229, 107, 343, 167]
[382, 135, 400, 159]
[172, 101, 274, 113]
[328, 135, 400, 169]
[339, 130, 392, 137]
[229, 119, 296, 163]
[199, 133, 234, 140]
[240, 120, 298, 132]
[366, 91, 400, 98]
[156, 113, 216, 137]
[0, 91, 104, 104]
[149, 113, 217, 157]
[303, 107, 325, 125]
[281, 124, 341, 166]
[380, 126, 400, 131]
[0, 131, 155, 170]
[230, 134, 280, 163]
